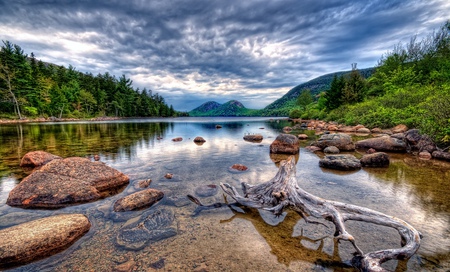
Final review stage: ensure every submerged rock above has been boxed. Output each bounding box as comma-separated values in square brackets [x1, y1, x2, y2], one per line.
[195, 184, 219, 197]
[319, 154, 361, 171]
[116, 208, 177, 250]
[114, 189, 164, 212]
[7, 156, 129, 208]
[270, 134, 300, 154]
[0, 214, 90, 268]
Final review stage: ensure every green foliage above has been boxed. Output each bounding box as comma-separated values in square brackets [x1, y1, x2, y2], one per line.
[189, 100, 255, 117]
[289, 108, 302, 119]
[321, 21, 450, 145]
[0, 41, 179, 119]
[323, 75, 345, 110]
[297, 89, 314, 108]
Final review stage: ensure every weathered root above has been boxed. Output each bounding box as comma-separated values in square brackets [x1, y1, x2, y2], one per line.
[219, 156, 421, 272]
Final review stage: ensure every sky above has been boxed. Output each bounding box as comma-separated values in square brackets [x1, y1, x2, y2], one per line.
[0, 1, 449, 111]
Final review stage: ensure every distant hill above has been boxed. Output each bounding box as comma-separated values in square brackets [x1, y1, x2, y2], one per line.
[189, 100, 257, 116]
[259, 67, 375, 116]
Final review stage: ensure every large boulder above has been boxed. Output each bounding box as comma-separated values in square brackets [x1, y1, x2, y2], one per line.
[20, 151, 61, 168]
[355, 136, 407, 152]
[319, 154, 361, 171]
[7, 157, 129, 208]
[270, 134, 300, 154]
[405, 129, 437, 153]
[0, 214, 90, 268]
[314, 133, 355, 151]
[114, 189, 164, 212]
[360, 152, 390, 167]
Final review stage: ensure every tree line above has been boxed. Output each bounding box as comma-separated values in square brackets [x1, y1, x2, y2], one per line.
[0, 41, 185, 119]
[292, 21, 450, 145]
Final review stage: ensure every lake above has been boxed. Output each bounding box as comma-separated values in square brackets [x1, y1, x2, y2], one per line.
[0, 117, 449, 271]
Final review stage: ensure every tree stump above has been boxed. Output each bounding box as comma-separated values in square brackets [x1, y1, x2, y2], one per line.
[215, 156, 421, 271]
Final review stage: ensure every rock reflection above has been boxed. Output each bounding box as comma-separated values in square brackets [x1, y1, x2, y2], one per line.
[220, 207, 353, 270]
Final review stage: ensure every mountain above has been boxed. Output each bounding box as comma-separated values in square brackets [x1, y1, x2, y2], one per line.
[260, 67, 375, 116]
[189, 101, 222, 115]
[189, 100, 257, 116]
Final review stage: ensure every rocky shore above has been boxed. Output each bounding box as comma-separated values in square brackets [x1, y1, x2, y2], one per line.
[291, 119, 450, 163]
[0, 116, 124, 124]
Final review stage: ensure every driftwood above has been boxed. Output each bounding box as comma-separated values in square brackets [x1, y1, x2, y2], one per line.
[191, 156, 422, 272]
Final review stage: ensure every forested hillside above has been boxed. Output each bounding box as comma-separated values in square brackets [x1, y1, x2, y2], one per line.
[189, 100, 258, 116]
[0, 41, 183, 119]
[259, 68, 374, 116]
[295, 21, 450, 145]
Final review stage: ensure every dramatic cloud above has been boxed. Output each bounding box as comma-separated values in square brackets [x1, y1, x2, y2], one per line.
[1, 0, 449, 111]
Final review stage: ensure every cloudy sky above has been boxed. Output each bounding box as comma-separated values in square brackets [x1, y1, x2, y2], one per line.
[1, 0, 449, 111]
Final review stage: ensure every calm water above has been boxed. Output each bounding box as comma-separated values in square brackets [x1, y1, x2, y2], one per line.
[0, 117, 449, 271]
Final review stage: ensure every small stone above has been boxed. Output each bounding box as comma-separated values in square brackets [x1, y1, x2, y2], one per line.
[113, 189, 164, 212]
[164, 173, 173, 179]
[323, 146, 340, 154]
[418, 151, 432, 160]
[114, 259, 136, 272]
[93, 154, 100, 161]
[283, 126, 293, 132]
[172, 137, 183, 142]
[243, 134, 263, 143]
[136, 179, 151, 188]
[298, 134, 308, 140]
[215, 125, 222, 129]
[231, 164, 248, 171]
[193, 136, 206, 143]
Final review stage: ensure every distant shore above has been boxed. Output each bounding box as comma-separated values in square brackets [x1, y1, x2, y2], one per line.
[0, 116, 126, 124]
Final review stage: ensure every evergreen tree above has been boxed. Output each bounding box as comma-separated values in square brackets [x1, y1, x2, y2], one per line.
[323, 74, 345, 111]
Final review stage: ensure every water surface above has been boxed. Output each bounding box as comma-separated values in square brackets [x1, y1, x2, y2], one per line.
[0, 117, 449, 271]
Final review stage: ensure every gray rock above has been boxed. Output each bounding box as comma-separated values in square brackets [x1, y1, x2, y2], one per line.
[270, 134, 300, 154]
[323, 146, 340, 154]
[355, 136, 407, 152]
[319, 154, 361, 171]
[116, 208, 177, 250]
[360, 152, 390, 167]
[432, 150, 450, 161]
[314, 133, 355, 151]
[195, 184, 219, 197]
